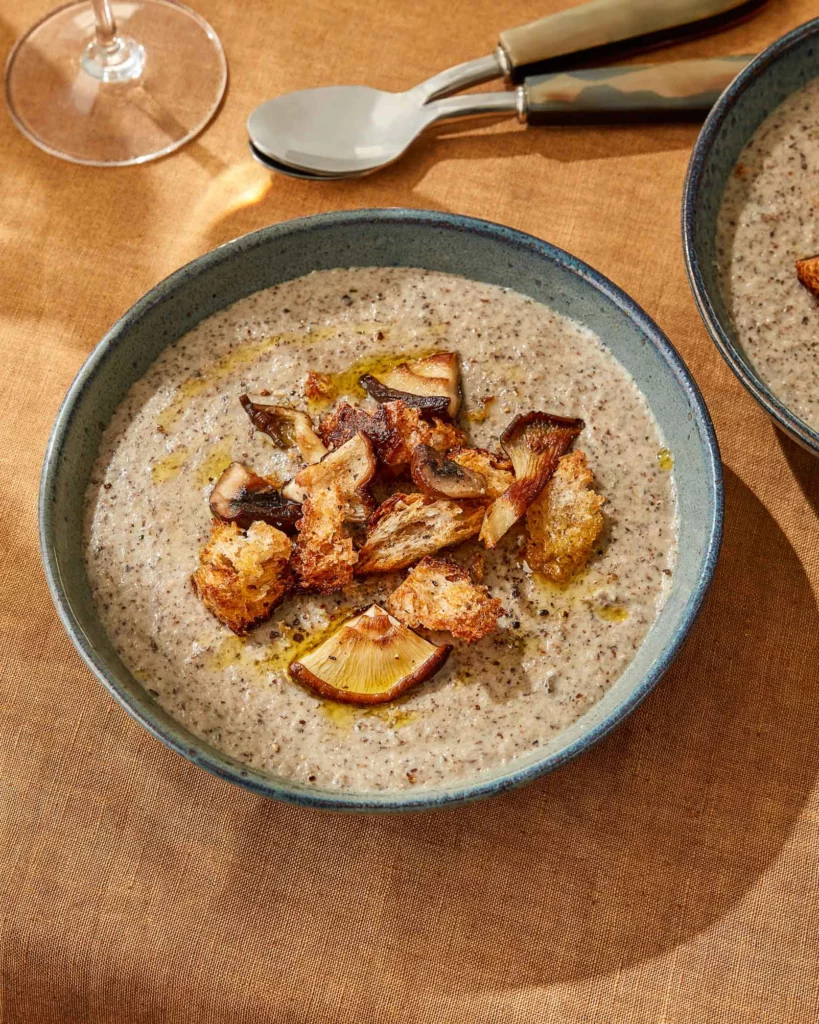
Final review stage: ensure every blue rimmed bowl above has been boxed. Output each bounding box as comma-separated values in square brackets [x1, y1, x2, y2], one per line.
[40, 209, 723, 811]
[683, 18, 819, 456]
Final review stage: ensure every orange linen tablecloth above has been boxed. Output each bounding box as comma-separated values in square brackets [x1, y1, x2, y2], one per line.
[2, 0, 818, 1020]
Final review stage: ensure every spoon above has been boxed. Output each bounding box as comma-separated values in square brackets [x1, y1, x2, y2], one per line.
[250, 57, 752, 180]
[248, 0, 755, 178]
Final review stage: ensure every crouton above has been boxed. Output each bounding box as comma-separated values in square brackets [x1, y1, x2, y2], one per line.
[193, 520, 292, 635]
[796, 254, 819, 298]
[304, 370, 335, 402]
[357, 493, 485, 574]
[291, 482, 358, 593]
[319, 400, 466, 474]
[387, 556, 503, 642]
[525, 451, 605, 584]
[284, 432, 376, 521]
[446, 447, 514, 499]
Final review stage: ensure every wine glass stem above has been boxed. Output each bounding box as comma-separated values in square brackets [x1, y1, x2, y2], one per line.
[92, 0, 118, 48]
[82, 0, 145, 81]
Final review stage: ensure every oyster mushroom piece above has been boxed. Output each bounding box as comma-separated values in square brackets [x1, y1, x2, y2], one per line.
[410, 444, 487, 499]
[796, 254, 819, 297]
[360, 352, 462, 418]
[240, 395, 327, 465]
[282, 432, 376, 522]
[289, 605, 451, 705]
[209, 462, 301, 532]
[447, 447, 514, 499]
[480, 411, 584, 549]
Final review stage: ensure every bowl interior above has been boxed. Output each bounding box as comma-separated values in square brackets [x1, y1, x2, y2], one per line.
[684, 19, 819, 453]
[42, 210, 722, 810]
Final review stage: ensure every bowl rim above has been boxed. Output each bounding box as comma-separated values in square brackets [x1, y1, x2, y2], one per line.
[40, 207, 724, 812]
[682, 16, 819, 456]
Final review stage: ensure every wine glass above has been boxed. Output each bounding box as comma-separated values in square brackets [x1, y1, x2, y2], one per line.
[5, 0, 227, 166]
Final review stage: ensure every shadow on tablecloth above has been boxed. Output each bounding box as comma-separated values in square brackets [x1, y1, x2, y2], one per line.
[197, 466, 818, 992]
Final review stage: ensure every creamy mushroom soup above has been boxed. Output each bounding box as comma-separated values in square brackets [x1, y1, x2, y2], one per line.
[716, 76, 819, 432]
[84, 268, 677, 792]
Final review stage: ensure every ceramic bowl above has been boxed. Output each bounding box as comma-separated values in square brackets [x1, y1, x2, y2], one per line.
[683, 18, 819, 456]
[40, 209, 723, 811]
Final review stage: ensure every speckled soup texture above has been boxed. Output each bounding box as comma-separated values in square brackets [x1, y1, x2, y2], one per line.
[85, 268, 677, 792]
[717, 76, 819, 431]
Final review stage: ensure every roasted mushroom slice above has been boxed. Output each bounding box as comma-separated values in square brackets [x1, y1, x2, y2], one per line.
[796, 254, 819, 297]
[357, 492, 486, 574]
[410, 444, 487, 499]
[360, 378, 449, 418]
[209, 462, 301, 532]
[480, 412, 584, 549]
[283, 432, 376, 522]
[525, 451, 605, 584]
[240, 395, 327, 465]
[387, 556, 504, 643]
[193, 520, 293, 636]
[446, 447, 514, 499]
[360, 351, 461, 418]
[289, 605, 451, 704]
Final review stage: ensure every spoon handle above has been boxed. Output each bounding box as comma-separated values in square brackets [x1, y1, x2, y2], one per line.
[500, 0, 757, 72]
[523, 56, 752, 123]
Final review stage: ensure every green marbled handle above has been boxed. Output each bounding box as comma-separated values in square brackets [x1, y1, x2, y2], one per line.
[500, 0, 752, 69]
[524, 56, 751, 122]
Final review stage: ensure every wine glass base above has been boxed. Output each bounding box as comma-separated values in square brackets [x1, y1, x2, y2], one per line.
[4, 0, 227, 166]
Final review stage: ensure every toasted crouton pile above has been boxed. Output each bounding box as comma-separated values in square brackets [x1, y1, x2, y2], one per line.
[525, 451, 605, 584]
[387, 557, 504, 642]
[193, 349, 607, 670]
[193, 520, 292, 635]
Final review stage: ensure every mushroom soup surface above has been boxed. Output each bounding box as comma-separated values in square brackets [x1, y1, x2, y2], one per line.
[85, 268, 677, 792]
[716, 76, 819, 432]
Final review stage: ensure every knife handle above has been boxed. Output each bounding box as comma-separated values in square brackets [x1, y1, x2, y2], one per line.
[500, 0, 756, 71]
[523, 56, 751, 123]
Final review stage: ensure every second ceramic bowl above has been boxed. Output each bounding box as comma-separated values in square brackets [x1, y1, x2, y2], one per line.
[683, 17, 819, 455]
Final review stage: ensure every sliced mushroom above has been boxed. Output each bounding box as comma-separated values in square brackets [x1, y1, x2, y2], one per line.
[240, 395, 327, 465]
[289, 605, 451, 704]
[360, 352, 461, 418]
[209, 462, 301, 532]
[480, 411, 584, 549]
[447, 447, 514, 499]
[410, 444, 487, 499]
[283, 432, 376, 522]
